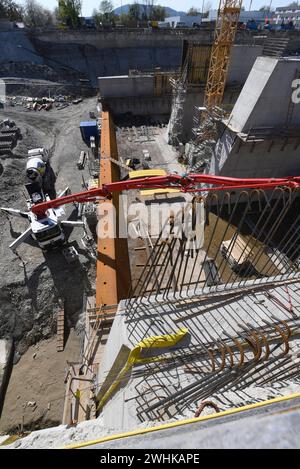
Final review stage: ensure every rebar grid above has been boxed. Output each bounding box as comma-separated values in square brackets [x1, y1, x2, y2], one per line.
[122, 187, 300, 421]
[126, 186, 300, 315]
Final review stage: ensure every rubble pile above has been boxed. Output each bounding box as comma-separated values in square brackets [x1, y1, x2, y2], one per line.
[6, 95, 83, 112]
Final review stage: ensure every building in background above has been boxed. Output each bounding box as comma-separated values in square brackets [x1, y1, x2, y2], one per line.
[165, 15, 202, 28]
[207, 9, 275, 28]
[275, 5, 300, 27]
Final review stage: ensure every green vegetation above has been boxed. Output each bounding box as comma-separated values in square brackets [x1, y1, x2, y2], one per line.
[57, 0, 81, 29]
[0, 0, 23, 21]
[187, 7, 201, 16]
[23, 0, 54, 27]
[93, 0, 116, 28]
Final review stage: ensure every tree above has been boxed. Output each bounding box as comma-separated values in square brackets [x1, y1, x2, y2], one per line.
[118, 12, 133, 26]
[92, 8, 102, 28]
[58, 0, 81, 29]
[201, 1, 212, 18]
[128, 2, 140, 23]
[151, 5, 165, 21]
[259, 5, 272, 12]
[92, 1, 115, 28]
[187, 7, 200, 16]
[0, 0, 23, 21]
[113, 1, 164, 25]
[23, 0, 53, 27]
[99, 0, 113, 15]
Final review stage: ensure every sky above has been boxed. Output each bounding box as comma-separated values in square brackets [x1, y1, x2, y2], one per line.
[18, 0, 297, 16]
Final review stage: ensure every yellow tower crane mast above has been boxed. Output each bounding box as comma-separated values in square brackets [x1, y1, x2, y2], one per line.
[204, 0, 243, 110]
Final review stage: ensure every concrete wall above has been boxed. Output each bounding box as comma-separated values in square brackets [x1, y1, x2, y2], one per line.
[30, 29, 216, 49]
[211, 133, 300, 178]
[29, 30, 265, 87]
[227, 45, 263, 84]
[32, 29, 300, 49]
[99, 75, 155, 98]
[102, 96, 172, 116]
[98, 45, 263, 122]
[210, 58, 300, 178]
[180, 45, 263, 142]
[98, 45, 263, 97]
[229, 57, 300, 133]
[33, 41, 182, 86]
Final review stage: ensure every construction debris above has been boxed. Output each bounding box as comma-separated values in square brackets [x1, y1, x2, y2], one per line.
[62, 246, 79, 264]
[77, 151, 87, 170]
[5, 95, 83, 112]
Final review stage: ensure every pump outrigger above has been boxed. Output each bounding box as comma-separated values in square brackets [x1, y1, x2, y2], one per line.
[0, 148, 84, 251]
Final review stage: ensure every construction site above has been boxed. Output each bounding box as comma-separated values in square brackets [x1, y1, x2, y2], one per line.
[1, 1, 300, 450]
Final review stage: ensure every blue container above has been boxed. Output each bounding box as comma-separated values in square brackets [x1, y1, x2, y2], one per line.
[80, 121, 99, 145]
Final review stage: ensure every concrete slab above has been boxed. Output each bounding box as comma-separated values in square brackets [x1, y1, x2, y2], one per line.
[91, 396, 300, 449]
[95, 280, 300, 431]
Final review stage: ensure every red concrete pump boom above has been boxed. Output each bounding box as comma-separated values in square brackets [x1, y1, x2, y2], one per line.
[31, 173, 300, 217]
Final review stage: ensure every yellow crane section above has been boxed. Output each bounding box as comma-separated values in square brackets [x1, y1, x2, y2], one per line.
[204, 0, 242, 110]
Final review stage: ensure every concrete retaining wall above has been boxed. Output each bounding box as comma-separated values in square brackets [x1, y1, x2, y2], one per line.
[33, 42, 181, 86]
[30, 28, 300, 50]
[212, 135, 300, 178]
[30, 29, 216, 49]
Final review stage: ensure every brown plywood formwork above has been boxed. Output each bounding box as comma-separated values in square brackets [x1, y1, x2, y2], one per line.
[181, 41, 212, 85]
[96, 111, 131, 311]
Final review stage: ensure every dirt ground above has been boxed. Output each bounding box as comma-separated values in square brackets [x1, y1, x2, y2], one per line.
[0, 97, 99, 431]
[0, 330, 80, 434]
[0, 98, 98, 355]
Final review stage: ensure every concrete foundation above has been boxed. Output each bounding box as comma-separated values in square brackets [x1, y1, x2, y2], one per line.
[210, 56, 300, 178]
[95, 279, 300, 431]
